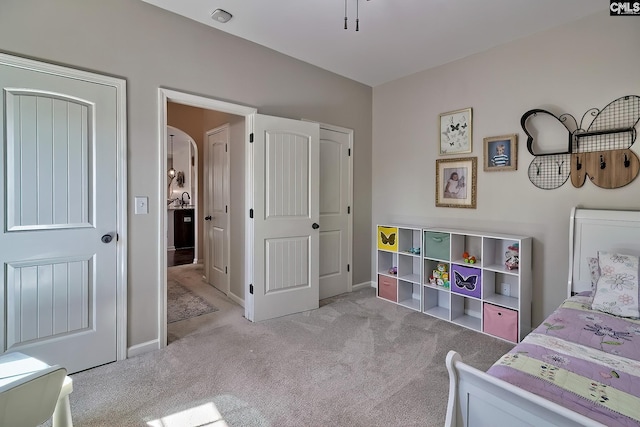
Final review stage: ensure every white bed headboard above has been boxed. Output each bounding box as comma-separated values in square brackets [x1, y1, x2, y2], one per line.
[568, 207, 640, 297]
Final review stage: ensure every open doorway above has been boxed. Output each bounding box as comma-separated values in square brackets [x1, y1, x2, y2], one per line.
[159, 89, 256, 347]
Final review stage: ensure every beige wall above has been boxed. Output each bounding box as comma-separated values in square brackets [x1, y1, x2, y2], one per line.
[0, 0, 372, 351]
[372, 12, 640, 326]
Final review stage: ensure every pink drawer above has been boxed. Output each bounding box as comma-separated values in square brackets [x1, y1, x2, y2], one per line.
[378, 275, 397, 302]
[483, 303, 518, 343]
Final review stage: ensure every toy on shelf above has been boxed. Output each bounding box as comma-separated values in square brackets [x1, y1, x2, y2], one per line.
[462, 251, 477, 264]
[429, 263, 450, 288]
[388, 266, 397, 275]
[505, 243, 519, 270]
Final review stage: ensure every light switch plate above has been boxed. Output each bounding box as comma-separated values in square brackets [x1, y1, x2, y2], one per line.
[134, 196, 148, 215]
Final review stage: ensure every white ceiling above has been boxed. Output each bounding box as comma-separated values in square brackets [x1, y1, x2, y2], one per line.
[141, 0, 604, 87]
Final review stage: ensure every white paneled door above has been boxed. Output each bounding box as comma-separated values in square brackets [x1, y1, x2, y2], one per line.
[0, 55, 121, 373]
[319, 126, 351, 299]
[247, 115, 320, 322]
[205, 125, 229, 294]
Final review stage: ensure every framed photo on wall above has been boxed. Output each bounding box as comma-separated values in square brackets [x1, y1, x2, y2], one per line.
[435, 157, 477, 208]
[484, 134, 517, 172]
[439, 107, 472, 155]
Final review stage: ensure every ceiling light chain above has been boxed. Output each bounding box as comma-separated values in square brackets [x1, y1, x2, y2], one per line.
[344, 0, 370, 32]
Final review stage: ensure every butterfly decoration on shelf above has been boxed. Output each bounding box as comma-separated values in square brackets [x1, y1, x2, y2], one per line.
[454, 271, 477, 291]
[521, 95, 640, 190]
[380, 231, 396, 246]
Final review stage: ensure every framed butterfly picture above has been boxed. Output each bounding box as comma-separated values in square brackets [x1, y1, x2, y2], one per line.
[440, 107, 472, 155]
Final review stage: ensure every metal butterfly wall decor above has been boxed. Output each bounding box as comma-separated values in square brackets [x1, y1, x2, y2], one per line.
[521, 95, 640, 190]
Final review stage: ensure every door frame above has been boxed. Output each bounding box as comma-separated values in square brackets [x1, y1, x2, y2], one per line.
[0, 53, 128, 363]
[204, 124, 231, 294]
[157, 88, 256, 347]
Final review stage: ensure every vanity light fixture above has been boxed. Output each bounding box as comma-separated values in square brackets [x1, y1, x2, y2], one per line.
[168, 134, 176, 178]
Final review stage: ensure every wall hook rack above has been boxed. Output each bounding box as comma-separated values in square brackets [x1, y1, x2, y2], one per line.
[521, 95, 640, 190]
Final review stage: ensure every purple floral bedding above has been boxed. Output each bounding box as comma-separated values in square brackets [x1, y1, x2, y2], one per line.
[487, 294, 640, 427]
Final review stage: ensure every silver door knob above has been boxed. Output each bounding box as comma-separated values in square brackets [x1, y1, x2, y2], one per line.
[101, 234, 113, 243]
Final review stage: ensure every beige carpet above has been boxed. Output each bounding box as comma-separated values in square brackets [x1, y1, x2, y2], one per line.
[50, 265, 514, 427]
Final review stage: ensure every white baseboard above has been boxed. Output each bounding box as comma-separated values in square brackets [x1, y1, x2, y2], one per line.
[167, 246, 176, 252]
[228, 291, 245, 308]
[352, 280, 373, 291]
[127, 339, 159, 358]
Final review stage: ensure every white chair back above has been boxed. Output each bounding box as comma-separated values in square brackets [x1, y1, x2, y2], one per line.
[0, 365, 67, 427]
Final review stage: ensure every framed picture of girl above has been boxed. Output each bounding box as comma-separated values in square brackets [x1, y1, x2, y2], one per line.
[436, 157, 477, 208]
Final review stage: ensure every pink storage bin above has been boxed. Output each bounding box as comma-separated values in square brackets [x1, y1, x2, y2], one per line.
[378, 275, 397, 302]
[483, 303, 518, 343]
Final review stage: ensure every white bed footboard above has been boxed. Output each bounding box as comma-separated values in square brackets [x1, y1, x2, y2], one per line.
[445, 351, 604, 427]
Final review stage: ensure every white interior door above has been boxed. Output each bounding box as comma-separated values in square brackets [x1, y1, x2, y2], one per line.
[204, 125, 229, 294]
[247, 114, 319, 322]
[0, 56, 121, 373]
[319, 126, 352, 299]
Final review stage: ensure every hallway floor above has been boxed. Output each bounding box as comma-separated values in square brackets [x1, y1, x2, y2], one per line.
[167, 263, 244, 344]
[167, 248, 195, 267]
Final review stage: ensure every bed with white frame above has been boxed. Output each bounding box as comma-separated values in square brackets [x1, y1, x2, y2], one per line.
[445, 207, 640, 427]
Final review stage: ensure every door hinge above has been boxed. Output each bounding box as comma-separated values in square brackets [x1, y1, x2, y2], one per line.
[116, 233, 119, 241]
[250, 133, 254, 143]
[347, 264, 350, 272]
[225, 144, 228, 152]
[249, 284, 254, 294]
[225, 266, 228, 274]
[249, 208, 253, 218]
[348, 206, 351, 214]
[348, 148, 351, 156]
[225, 205, 228, 213]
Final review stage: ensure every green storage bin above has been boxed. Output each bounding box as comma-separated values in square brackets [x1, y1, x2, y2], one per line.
[424, 231, 450, 261]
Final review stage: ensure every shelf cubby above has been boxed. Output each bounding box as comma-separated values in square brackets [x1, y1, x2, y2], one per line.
[398, 253, 421, 284]
[450, 294, 482, 332]
[450, 233, 482, 266]
[377, 250, 397, 277]
[423, 286, 450, 320]
[398, 227, 421, 255]
[398, 280, 421, 311]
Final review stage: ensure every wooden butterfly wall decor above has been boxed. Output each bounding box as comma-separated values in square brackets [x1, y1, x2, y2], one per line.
[521, 95, 640, 190]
